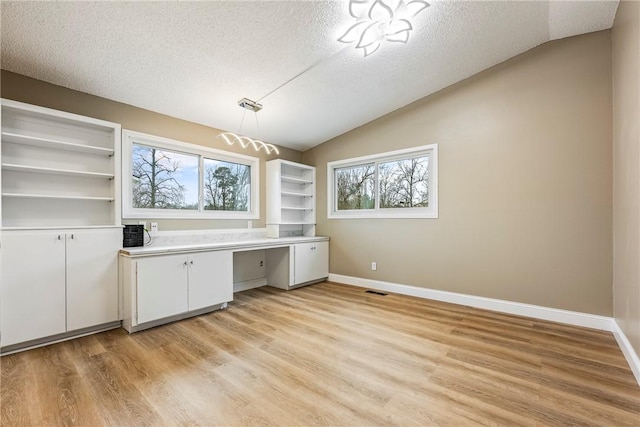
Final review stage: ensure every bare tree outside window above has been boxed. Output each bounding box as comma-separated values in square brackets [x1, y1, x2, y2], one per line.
[329, 145, 437, 218]
[132, 144, 198, 209]
[204, 159, 251, 211]
[336, 164, 375, 210]
[334, 155, 429, 211]
[125, 131, 259, 218]
[379, 156, 429, 208]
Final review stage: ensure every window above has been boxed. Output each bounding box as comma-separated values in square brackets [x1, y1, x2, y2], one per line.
[123, 130, 259, 219]
[132, 144, 199, 210]
[335, 163, 375, 210]
[328, 144, 438, 219]
[203, 158, 251, 211]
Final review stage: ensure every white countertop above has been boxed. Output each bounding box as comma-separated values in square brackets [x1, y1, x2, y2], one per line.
[120, 235, 329, 256]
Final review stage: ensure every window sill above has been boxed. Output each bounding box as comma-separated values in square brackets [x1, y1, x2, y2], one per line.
[328, 210, 438, 219]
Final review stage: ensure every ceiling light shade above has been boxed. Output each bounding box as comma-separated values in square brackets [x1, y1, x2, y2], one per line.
[217, 97, 279, 155]
[219, 132, 280, 155]
[338, 0, 429, 56]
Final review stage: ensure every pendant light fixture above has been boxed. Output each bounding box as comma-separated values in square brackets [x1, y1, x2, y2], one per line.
[338, 0, 430, 57]
[218, 97, 280, 155]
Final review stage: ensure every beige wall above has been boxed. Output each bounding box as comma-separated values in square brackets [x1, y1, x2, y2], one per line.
[0, 70, 303, 231]
[303, 31, 613, 315]
[613, 1, 640, 355]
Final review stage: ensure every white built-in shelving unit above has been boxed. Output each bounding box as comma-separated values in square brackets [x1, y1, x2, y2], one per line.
[266, 159, 316, 238]
[0, 99, 121, 228]
[1, 99, 123, 352]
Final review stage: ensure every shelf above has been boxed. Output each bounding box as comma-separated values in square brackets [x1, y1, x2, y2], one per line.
[281, 191, 313, 197]
[278, 222, 316, 225]
[2, 193, 114, 201]
[2, 225, 124, 231]
[1, 100, 121, 229]
[281, 175, 313, 184]
[267, 159, 316, 238]
[281, 206, 312, 211]
[1, 132, 114, 156]
[2, 163, 114, 179]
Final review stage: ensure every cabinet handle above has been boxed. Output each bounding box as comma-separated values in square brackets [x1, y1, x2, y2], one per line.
[183, 261, 188, 266]
[57, 235, 62, 240]
[190, 261, 194, 265]
[71, 234, 75, 240]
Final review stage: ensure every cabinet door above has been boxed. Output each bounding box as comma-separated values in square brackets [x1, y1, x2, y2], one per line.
[66, 229, 121, 331]
[1, 231, 66, 347]
[188, 251, 233, 311]
[294, 241, 329, 285]
[136, 254, 188, 324]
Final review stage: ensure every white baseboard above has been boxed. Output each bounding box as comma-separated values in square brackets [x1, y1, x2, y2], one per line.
[612, 320, 640, 385]
[328, 274, 614, 331]
[234, 278, 267, 293]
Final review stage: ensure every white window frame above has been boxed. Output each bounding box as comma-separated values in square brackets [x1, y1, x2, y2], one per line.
[327, 144, 438, 219]
[122, 130, 259, 219]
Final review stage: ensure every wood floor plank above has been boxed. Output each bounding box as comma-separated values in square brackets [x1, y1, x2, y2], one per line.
[185, 317, 383, 426]
[23, 344, 103, 427]
[97, 330, 202, 426]
[66, 337, 163, 426]
[1, 281, 638, 426]
[0, 353, 34, 426]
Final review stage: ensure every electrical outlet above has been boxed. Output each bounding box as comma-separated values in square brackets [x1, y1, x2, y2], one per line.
[371, 262, 377, 271]
[150, 222, 158, 236]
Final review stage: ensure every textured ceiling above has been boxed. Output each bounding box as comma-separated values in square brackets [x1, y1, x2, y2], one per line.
[1, 1, 618, 152]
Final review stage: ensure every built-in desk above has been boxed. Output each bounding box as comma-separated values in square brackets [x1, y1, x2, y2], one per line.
[119, 236, 329, 332]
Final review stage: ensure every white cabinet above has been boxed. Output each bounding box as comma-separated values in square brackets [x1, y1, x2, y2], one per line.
[136, 254, 189, 324]
[66, 229, 121, 330]
[0, 228, 121, 348]
[1, 99, 121, 228]
[123, 250, 233, 331]
[266, 159, 316, 238]
[294, 241, 329, 285]
[189, 251, 233, 311]
[1, 231, 66, 347]
[266, 240, 329, 291]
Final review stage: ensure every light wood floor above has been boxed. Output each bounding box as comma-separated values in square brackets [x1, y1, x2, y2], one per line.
[1, 282, 639, 426]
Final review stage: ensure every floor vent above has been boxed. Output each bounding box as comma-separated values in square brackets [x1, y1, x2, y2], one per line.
[365, 290, 388, 296]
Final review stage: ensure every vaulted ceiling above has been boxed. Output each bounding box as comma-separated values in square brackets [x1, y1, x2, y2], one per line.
[1, 1, 619, 151]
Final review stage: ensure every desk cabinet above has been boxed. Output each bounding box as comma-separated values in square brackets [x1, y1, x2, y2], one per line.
[123, 250, 233, 331]
[121, 237, 328, 332]
[188, 251, 233, 311]
[266, 241, 329, 290]
[294, 241, 329, 285]
[136, 254, 189, 324]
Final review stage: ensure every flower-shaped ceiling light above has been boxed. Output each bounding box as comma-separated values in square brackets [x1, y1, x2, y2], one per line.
[338, 0, 430, 57]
